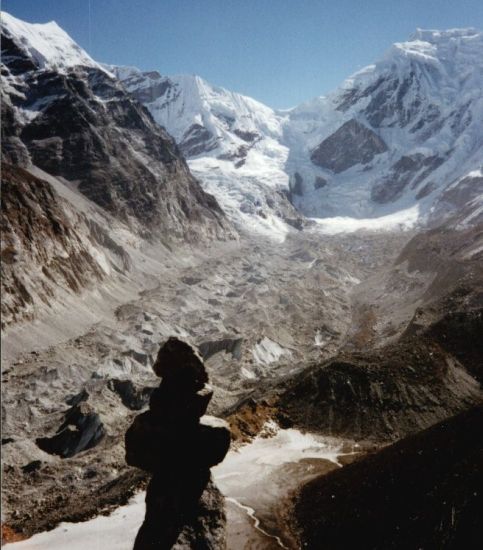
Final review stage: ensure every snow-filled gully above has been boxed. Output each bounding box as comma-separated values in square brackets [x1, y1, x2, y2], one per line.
[5, 425, 355, 549]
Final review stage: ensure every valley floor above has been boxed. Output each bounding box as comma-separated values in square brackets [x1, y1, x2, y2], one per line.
[4, 425, 364, 550]
[3, 221, 481, 546]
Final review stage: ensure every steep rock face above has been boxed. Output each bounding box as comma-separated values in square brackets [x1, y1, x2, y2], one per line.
[371, 153, 444, 203]
[173, 478, 227, 550]
[36, 401, 105, 459]
[424, 310, 483, 384]
[310, 119, 388, 173]
[293, 405, 483, 550]
[0, 163, 107, 327]
[1, 13, 233, 243]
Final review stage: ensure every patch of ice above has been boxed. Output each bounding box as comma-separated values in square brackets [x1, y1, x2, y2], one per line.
[4, 426, 345, 550]
[241, 367, 257, 379]
[314, 330, 325, 347]
[3, 492, 145, 550]
[251, 337, 291, 366]
[213, 424, 343, 483]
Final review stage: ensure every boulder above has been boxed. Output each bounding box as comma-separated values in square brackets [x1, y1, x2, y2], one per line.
[36, 402, 105, 458]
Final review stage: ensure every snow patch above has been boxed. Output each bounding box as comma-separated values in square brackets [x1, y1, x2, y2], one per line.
[4, 426, 345, 550]
[1, 11, 110, 74]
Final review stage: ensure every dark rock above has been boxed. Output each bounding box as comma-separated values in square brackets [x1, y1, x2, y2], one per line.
[310, 119, 387, 173]
[218, 145, 249, 164]
[420, 308, 483, 385]
[149, 384, 213, 421]
[173, 478, 227, 549]
[65, 388, 89, 407]
[108, 379, 155, 411]
[371, 153, 444, 203]
[125, 413, 230, 473]
[127, 76, 172, 104]
[125, 337, 230, 548]
[36, 402, 105, 458]
[233, 129, 260, 143]
[284, 216, 305, 230]
[21, 460, 42, 474]
[1, 438, 14, 445]
[152, 337, 208, 390]
[279, 338, 482, 441]
[180, 124, 218, 157]
[335, 77, 386, 113]
[314, 176, 327, 190]
[198, 337, 243, 361]
[289, 172, 304, 196]
[293, 405, 483, 550]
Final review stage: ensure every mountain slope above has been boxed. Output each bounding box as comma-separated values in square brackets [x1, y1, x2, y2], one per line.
[286, 28, 483, 222]
[1, 12, 233, 243]
[1, 11, 236, 335]
[1, 163, 106, 328]
[109, 67, 304, 239]
[293, 405, 483, 550]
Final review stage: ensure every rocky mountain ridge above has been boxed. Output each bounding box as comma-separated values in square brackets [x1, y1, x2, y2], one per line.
[1, 14, 232, 240]
[1, 11, 235, 332]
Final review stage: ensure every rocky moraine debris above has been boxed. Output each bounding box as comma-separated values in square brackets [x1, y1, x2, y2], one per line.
[125, 337, 231, 549]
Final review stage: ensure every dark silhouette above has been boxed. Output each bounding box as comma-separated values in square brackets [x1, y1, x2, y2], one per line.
[125, 337, 231, 549]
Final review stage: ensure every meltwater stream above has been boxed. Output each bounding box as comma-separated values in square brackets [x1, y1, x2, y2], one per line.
[5, 425, 351, 550]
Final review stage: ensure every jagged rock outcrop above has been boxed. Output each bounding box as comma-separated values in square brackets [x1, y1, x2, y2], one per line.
[310, 119, 388, 173]
[371, 153, 444, 203]
[108, 379, 155, 411]
[125, 337, 231, 549]
[292, 405, 483, 550]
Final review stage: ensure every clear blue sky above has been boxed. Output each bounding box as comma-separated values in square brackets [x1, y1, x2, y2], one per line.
[3, 0, 483, 108]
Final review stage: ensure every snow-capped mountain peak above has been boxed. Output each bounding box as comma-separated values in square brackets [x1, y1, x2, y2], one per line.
[109, 64, 302, 239]
[110, 27, 482, 234]
[108, 65, 283, 158]
[283, 27, 483, 223]
[1, 11, 108, 73]
[4, 12, 480, 237]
